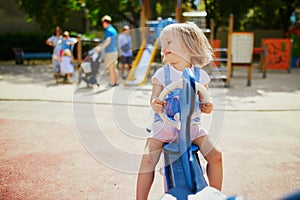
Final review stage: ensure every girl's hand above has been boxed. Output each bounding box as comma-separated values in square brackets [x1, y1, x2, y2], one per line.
[200, 102, 213, 114]
[151, 98, 166, 113]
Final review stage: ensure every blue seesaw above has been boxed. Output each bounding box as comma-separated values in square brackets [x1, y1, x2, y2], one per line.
[158, 68, 243, 200]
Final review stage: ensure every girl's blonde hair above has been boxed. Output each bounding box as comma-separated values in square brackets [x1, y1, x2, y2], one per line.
[160, 22, 214, 67]
[62, 49, 72, 57]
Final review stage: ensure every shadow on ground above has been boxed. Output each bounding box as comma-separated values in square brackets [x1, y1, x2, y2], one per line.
[0, 64, 54, 85]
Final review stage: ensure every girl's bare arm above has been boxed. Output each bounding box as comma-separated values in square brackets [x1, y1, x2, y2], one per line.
[199, 84, 213, 114]
[150, 78, 166, 113]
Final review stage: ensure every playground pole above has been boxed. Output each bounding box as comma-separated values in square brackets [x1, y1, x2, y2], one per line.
[226, 14, 234, 87]
[141, 0, 150, 27]
[140, 0, 151, 42]
[76, 35, 82, 63]
[175, 0, 182, 22]
[210, 19, 215, 46]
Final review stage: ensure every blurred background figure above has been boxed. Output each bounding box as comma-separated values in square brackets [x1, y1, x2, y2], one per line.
[146, 27, 156, 46]
[60, 31, 77, 57]
[118, 25, 133, 79]
[45, 26, 63, 78]
[100, 15, 119, 87]
[60, 49, 74, 83]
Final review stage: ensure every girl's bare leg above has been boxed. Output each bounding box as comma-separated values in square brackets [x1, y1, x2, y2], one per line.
[193, 135, 223, 190]
[136, 138, 164, 200]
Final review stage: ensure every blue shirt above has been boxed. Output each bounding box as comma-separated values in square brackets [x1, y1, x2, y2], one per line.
[104, 25, 118, 53]
[61, 38, 74, 51]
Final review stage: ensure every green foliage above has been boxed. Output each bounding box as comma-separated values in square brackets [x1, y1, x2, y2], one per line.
[85, 0, 142, 28]
[155, 2, 163, 16]
[204, 0, 253, 30]
[15, 0, 300, 36]
[15, 0, 82, 34]
[151, 1, 174, 20]
[203, 0, 300, 38]
[3, 0, 299, 60]
[14, 0, 175, 33]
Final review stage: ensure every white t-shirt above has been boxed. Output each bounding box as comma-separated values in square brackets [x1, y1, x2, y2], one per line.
[47, 35, 62, 57]
[150, 64, 210, 142]
[152, 64, 210, 87]
[60, 56, 74, 74]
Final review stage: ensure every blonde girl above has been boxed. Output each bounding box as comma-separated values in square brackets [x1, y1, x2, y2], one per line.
[136, 22, 223, 200]
[60, 49, 74, 83]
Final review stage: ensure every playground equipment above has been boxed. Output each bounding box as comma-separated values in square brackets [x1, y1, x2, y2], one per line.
[123, 18, 176, 86]
[211, 14, 272, 87]
[226, 14, 254, 87]
[211, 14, 255, 87]
[262, 38, 292, 73]
[123, 38, 159, 86]
[158, 68, 209, 199]
[158, 68, 242, 199]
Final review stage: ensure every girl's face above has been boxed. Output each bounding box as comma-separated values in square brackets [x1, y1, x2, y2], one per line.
[160, 31, 190, 69]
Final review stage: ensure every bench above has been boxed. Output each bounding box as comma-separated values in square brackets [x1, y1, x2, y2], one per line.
[14, 49, 52, 65]
[23, 52, 52, 65]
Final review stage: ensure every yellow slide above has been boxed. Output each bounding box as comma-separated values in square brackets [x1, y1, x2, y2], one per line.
[123, 38, 159, 86]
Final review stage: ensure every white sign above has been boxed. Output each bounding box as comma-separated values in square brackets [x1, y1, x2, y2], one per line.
[231, 32, 254, 64]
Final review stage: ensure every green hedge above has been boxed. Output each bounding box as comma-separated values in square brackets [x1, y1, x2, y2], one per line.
[0, 32, 52, 60]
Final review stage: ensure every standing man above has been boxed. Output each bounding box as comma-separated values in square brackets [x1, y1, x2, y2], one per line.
[118, 25, 133, 79]
[100, 15, 119, 87]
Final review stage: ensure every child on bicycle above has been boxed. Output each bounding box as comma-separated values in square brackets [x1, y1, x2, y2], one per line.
[136, 22, 223, 200]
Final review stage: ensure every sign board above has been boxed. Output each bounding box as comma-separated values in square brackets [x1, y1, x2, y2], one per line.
[262, 39, 291, 70]
[231, 32, 254, 63]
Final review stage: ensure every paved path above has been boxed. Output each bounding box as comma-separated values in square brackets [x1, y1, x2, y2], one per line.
[0, 63, 299, 199]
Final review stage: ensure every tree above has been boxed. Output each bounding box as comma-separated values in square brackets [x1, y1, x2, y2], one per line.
[85, 0, 175, 28]
[204, 0, 300, 38]
[16, 0, 300, 36]
[241, 0, 300, 32]
[204, 0, 254, 36]
[15, 0, 143, 33]
[15, 0, 177, 34]
[85, 0, 142, 29]
[15, 0, 82, 34]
